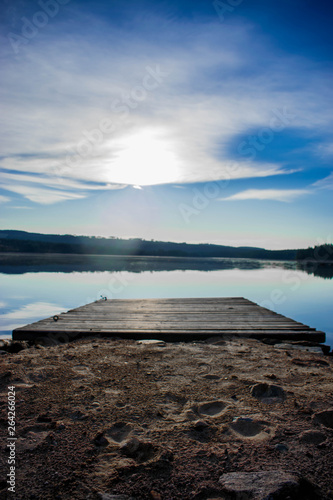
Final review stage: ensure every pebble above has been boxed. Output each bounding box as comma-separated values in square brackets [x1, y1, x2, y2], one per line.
[193, 420, 209, 431]
[275, 443, 289, 453]
[150, 491, 162, 500]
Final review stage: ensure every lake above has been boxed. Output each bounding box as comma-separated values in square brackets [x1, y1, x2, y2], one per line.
[1, 253, 332, 349]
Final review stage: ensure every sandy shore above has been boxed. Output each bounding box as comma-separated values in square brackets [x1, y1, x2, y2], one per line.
[0, 336, 333, 499]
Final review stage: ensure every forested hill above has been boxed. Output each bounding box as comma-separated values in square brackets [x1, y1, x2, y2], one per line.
[0, 230, 297, 260]
[296, 244, 333, 262]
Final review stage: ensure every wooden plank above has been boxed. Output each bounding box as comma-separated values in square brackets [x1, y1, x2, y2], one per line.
[12, 297, 326, 343]
[18, 321, 314, 330]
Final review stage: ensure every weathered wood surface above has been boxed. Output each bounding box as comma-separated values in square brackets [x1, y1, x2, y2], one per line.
[12, 297, 326, 342]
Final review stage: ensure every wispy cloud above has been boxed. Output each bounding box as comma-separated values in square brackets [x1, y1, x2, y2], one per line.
[2, 184, 87, 204]
[313, 172, 333, 190]
[221, 189, 310, 202]
[1, 10, 332, 204]
[0, 195, 10, 203]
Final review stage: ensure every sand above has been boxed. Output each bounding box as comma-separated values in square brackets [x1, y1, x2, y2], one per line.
[0, 336, 332, 499]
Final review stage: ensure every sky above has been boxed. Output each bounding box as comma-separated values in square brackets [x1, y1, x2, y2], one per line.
[0, 0, 332, 249]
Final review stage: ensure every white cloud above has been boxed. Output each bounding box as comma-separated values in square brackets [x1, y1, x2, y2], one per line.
[221, 188, 310, 202]
[0, 171, 127, 203]
[2, 184, 87, 204]
[0, 195, 10, 203]
[1, 14, 332, 203]
[313, 172, 333, 190]
[1, 302, 64, 321]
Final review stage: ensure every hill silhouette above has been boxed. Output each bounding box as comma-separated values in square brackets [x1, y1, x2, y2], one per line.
[0, 230, 297, 260]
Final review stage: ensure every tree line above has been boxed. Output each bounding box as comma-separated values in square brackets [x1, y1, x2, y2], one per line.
[0, 230, 298, 260]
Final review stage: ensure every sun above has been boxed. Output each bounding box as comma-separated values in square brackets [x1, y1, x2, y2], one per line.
[105, 128, 182, 186]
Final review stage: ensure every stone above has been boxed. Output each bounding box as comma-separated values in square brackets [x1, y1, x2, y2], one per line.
[193, 420, 210, 431]
[250, 383, 285, 403]
[120, 437, 156, 462]
[219, 471, 299, 499]
[150, 491, 162, 500]
[313, 408, 333, 429]
[275, 443, 289, 453]
[137, 339, 165, 345]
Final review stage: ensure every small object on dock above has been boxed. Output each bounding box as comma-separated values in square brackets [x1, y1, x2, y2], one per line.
[12, 297, 326, 343]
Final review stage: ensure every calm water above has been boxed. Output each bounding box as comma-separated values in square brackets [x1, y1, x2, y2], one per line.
[0, 254, 332, 349]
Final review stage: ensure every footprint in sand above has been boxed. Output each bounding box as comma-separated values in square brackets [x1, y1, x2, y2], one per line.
[229, 417, 273, 440]
[198, 401, 227, 417]
[18, 425, 52, 450]
[106, 422, 133, 443]
[250, 383, 285, 404]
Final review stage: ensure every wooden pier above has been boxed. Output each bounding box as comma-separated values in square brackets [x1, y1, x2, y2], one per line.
[12, 297, 326, 343]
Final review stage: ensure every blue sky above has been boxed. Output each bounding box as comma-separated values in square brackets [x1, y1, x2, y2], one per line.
[0, 0, 332, 249]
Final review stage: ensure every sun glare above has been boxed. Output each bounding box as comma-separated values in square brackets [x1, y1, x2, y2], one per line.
[106, 129, 182, 186]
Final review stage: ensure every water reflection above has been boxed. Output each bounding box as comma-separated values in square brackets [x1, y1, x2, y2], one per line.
[0, 253, 302, 275]
[0, 254, 332, 349]
[297, 262, 333, 280]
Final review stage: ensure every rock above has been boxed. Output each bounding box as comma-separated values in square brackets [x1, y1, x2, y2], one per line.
[313, 408, 333, 429]
[300, 430, 326, 445]
[250, 383, 285, 403]
[137, 339, 165, 345]
[150, 490, 162, 500]
[120, 437, 156, 462]
[275, 443, 289, 453]
[219, 471, 299, 499]
[193, 420, 209, 431]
